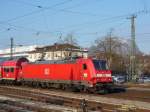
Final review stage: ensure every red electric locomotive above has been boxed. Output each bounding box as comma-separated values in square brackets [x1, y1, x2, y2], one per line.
[1, 57, 112, 93]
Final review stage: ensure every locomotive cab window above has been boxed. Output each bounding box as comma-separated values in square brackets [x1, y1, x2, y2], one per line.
[83, 63, 87, 70]
[93, 60, 108, 70]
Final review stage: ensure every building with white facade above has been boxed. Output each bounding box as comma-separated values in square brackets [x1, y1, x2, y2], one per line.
[0, 43, 88, 62]
[28, 43, 88, 62]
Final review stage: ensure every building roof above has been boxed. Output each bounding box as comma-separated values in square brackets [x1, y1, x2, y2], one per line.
[29, 43, 81, 53]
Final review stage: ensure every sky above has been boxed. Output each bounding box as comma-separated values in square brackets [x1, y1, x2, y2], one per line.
[0, 0, 150, 53]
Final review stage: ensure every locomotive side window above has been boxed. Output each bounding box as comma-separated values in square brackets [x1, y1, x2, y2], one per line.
[83, 64, 87, 70]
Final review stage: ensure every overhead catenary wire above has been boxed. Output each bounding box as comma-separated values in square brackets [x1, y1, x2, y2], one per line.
[0, 1, 149, 41]
[0, 0, 107, 35]
[1, 0, 149, 34]
[52, 14, 129, 32]
[4, 0, 106, 36]
[7, 0, 107, 18]
[75, 20, 128, 36]
[0, 8, 149, 39]
[0, 12, 130, 36]
[0, 0, 73, 24]
[1, 10, 148, 38]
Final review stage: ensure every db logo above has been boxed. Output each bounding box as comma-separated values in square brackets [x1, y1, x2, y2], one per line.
[83, 73, 88, 78]
[44, 68, 49, 75]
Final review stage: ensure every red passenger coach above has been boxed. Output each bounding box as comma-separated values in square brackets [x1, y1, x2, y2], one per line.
[0, 63, 2, 78]
[1, 57, 28, 80]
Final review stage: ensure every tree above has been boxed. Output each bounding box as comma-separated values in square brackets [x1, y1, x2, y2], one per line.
[89, 35, 141, 74]
[56, 32, 78, 45]
[62, 33, 78, 45]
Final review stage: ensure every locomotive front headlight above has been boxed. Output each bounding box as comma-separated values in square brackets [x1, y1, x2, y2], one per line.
[106, 74, 111, 77]
[96, 74, 102, 77]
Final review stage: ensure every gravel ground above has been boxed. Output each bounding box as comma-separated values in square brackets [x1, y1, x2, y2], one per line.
[127, 87, 150, 91]
[11, 86, 150, 110]
[0, 95, 77, 112]
[1, 85, 150, 111]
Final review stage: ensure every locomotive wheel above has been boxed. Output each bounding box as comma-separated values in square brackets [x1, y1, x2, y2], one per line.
[82, 86, 89, 93]
[32, 82, 38, 88]
[61, 84, 68, 90]
[21, 81, 26, 86]
[0, 80, 5, 85]
[40, 82, 47, 88]
[96, 89, 108, 94]
[45, 83, 50, 88]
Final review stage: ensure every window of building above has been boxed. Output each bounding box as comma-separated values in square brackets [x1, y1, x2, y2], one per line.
[34, 54, 36, 59]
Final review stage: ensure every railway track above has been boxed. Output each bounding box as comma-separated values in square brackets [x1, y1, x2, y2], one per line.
[0, 85, 115, 112]
[0, 85, 149, 112]
[0, 96, 75, 112]
[0, 99, 34, 112]
[2, 84, 149, 103]
[104, 89, 150, 103]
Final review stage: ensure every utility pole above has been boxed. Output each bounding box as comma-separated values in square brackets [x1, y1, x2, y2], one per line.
[127, 15, 137, 81]
[10, 37, 13, 59]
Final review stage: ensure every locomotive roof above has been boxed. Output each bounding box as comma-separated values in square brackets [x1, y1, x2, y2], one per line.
[30, 59, 76, 64]
[29, 57, 106, 65]
[29, 56, 83, 64]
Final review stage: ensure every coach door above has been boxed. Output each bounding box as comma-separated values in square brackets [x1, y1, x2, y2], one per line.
[0, 67, 2, 78]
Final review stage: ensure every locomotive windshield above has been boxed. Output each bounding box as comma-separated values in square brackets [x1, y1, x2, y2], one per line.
[93, 60, 108, 70]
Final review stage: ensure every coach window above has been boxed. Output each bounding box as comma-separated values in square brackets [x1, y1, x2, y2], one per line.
[6, 68, 9, 73]
[4, 68, 7, 72]
[83, 63, 87, 70]
[10, 68, 14, 73]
